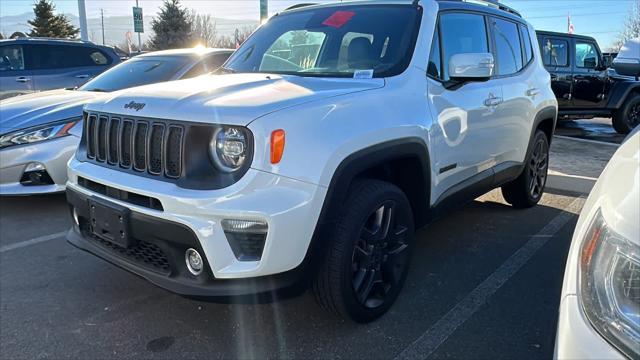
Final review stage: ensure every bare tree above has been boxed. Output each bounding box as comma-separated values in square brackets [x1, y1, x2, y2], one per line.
[214, 26, 256, 49]
[613, 0, 640, 51]
[190, 10, 217, 47]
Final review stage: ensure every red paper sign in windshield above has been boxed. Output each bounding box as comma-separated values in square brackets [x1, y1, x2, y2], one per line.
[322, 11, 355, 28]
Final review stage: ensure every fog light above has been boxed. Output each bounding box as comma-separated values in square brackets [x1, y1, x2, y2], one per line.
[20, 163, 54, 186]
[185, 248, 203, 275]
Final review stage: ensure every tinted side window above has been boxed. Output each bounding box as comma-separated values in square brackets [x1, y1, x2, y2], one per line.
[427, 26, 441, 79]
[490, 17, 523, 76]
[541, 38, 569, 67]
[519, 25, 533, 64]
[30, 45, 112, 70]
[181, 62, 205, 79]
[0, 45, 25, 71]
[440, 13, 488, 81]
[575, 42, 599, 69]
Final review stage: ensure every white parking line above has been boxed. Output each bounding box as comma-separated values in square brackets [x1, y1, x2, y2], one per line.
[0, 231, 67, 253]
[395, 197, 585, 360]
[554, 135, 620, 147]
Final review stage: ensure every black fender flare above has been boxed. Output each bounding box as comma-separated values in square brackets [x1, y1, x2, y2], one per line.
[607, 82, 640, 110]
[299, 137, 431, 271]
[317, 137, 431, 226]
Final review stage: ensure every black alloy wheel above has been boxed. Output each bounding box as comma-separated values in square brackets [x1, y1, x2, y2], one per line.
[527, 137, 549, 200]
[351, 200, 410, 309]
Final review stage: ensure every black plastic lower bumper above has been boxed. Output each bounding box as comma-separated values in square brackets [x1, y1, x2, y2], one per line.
[66, 187, 303, 297]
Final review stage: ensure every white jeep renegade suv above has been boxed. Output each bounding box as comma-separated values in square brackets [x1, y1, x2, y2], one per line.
[66, 0, 557, 322]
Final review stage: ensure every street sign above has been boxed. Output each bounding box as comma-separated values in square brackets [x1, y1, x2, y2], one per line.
[133, 6, 143, 33]
[260, 0, 268, 22]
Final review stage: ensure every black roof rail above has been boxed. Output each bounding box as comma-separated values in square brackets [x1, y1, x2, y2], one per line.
[284, 3, 317, 11]
[439, 0, 522, 17]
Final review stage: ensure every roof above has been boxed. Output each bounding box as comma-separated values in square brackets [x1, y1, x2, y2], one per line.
[0, 37, 115, 49]
[136, 48, 234, 59]
[282, 0, 523, 21]
[535, 30, 597, 42]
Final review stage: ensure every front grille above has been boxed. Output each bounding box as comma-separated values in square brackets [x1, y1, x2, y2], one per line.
[84, 114, 184, 179]
[89, 234, 171, 275]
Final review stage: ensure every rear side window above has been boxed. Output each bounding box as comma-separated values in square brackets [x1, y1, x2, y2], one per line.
[541, 38, 569, 67]
[519, 25, 534, 64]
[29, 45, 112, 70]
[490, 17, 523, 76]
[439, 12, 489, 81]
[0, 45, 25, 71]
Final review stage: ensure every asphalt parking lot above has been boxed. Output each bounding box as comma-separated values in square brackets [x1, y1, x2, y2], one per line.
[0, 118, 620, 359]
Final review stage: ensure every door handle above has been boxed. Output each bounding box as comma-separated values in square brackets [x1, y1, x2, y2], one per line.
[484, 95, 503, 107]
[563, 93, 572, 100]
[526, 88, 540, 97]
[15, 77, 30, 83]
[75, 74, 90, 79]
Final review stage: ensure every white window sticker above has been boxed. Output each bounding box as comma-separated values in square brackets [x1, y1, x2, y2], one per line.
[353, 69, 374, 79]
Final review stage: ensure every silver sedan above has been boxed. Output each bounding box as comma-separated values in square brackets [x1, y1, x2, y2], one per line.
[0, 48, 233, 195]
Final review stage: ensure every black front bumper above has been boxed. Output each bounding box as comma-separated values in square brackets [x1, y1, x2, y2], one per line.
[66, 188, 303, 297]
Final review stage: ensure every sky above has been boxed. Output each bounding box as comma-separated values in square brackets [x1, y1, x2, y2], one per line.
[0, 0, 633, 49]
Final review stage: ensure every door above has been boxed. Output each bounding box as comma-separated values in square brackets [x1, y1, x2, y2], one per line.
[572, 40, 607, 108]
[27, 44, 113, 91]
[487, 18, 535, 166]
[0, 44, 33, 99]
[539, 36, 572, 107]
[427, 12, 503, 202]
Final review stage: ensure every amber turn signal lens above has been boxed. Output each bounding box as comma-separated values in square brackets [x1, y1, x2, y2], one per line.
[270, 129, 285, 164]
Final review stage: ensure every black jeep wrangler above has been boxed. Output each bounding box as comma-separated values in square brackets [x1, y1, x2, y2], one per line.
[536, 31, 640, 134]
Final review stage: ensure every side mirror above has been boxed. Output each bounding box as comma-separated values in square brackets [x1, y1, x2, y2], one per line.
[583, 57, 597, 69]
[449, 53, 494, 81]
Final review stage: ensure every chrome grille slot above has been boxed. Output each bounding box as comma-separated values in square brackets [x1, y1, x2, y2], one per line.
[133, 122, 148, 171]
[107, 118, 120, 164]
[120, 120, 133, 168]
[96, 116, 108, 162]
[148, 124, 164, 175]
[86, 115, 97, 158]
[165, 126, 183, 178]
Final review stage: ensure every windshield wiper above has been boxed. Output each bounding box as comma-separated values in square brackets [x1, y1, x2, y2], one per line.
[216, 67, 237, 74]
[86, 88, 108, 92]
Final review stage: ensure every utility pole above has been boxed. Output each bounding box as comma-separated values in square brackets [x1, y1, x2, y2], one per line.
[77, 0, 89, 41]
[101, 9, 105, 45]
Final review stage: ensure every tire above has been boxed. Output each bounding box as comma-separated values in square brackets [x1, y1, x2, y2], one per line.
[612, 93, 640, 134]
[501, 130, 549, 208]
[312, 179, 414, 323]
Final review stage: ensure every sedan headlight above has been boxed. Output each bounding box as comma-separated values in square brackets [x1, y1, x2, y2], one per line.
[0, 119, 80, 149]
[579, 209, 639, 358]
[209, 126, 249, 172]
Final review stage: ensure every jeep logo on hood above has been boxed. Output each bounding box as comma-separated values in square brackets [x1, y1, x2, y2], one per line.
[124, 101, 146, 111]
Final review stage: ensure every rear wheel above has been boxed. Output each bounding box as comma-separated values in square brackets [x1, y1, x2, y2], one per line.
[501, 130, 549, 208]
[612, 93, 640, 134]
[313, 179, 414, 323]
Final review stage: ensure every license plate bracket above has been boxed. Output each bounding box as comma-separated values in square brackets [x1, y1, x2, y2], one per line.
[88, 197, 135, 248]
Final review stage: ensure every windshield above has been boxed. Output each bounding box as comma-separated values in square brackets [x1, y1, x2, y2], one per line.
[79, 57, 191, 92]
[224, 4, 422, 78]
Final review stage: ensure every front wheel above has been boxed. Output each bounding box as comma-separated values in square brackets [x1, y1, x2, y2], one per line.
[612, 93, 640, 134]
[313, 179, 414, 323]
[501, 130, 549, 208]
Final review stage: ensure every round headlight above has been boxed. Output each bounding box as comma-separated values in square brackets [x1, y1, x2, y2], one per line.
[210, 127, 248, 172]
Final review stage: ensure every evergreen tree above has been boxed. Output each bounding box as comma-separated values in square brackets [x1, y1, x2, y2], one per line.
[148, 0, 193, 50]
[28, 0, 79, 38]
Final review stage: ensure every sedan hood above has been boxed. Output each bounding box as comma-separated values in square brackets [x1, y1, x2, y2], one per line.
[85, 73, 385, 126]
[0, 89, 107, 135]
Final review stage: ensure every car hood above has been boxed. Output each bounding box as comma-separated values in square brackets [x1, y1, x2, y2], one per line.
[85, 73, 385, 126]
[0, 89, 108, 135]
